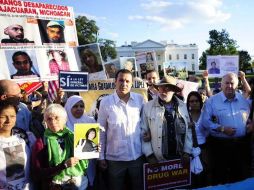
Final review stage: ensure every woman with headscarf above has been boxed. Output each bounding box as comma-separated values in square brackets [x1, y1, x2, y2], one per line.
[64, 95, 96, 132]
[31, 104, 88, 190]
[64, 95, 97, 189]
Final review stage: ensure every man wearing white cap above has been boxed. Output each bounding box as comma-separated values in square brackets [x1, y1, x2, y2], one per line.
[45, 20, 65, 43]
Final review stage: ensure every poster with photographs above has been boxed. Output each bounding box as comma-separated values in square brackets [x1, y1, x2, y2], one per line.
[120, 57, 137, 77]
[207, 55, 239, 78]
[0, 0, 79, 84]
[75, 43, 107, 81]
[135, 51, 157, 79]
[104, 59, 121, 79]
[74, 123, 100, 159]
[164, 61, 188, 79]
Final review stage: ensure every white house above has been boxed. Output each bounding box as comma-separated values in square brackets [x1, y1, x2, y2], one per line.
[116, 39, 199, 72]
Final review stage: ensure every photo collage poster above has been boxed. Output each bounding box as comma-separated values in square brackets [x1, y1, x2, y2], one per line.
[135, 51, 157, 79]
[0, 0, 79, 83]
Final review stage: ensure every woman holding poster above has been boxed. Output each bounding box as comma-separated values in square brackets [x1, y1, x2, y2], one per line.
[64, 95, 96, 132]
[32, 104, 88, 190]
[64, 95, 97, 189]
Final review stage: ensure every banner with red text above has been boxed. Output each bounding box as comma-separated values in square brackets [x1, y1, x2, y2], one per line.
[0, 0, 79, 83]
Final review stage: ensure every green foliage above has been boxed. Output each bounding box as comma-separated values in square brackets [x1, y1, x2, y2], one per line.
[75, 16, 99, 45]
[199, 29, 238, 69]
[75, 16, 117, 62]
[238, 50, 251, 71]
[98, 39, 117, 62]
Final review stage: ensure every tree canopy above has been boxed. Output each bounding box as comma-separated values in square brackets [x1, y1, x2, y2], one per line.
[199, 29, 251, 71]
[75, 15, 117, 62]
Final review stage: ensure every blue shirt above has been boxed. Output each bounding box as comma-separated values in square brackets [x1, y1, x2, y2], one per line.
[202, 91, 250, 138]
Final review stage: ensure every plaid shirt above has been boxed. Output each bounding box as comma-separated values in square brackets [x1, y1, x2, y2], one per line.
[49, 60, 70, 74]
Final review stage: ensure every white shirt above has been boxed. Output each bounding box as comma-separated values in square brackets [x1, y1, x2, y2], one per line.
[0, 134, 34, 190]
[98, 92, 144, 161]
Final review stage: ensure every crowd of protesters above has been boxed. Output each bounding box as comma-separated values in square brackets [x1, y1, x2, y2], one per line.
[1, 69, 254, 190]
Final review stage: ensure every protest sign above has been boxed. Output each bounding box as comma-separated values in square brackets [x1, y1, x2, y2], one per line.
[143, 159, 191, 190]
[75, 43, 107, 81]
[104, 59, 120, 79]
[59, 71, 88, 91]
[0, 0, 79, 83]
[18, 82, 43, 95]
[119, 57, 137, 77]
[74, 123, 100, 159]
[164, 61, 188, 79]
[136, 51, 157, 78]
[207, 55, 239, 78]
[80, 78, 148, 118]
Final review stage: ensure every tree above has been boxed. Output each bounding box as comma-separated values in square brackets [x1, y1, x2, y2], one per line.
[199, 29, 238, 70]
[98, 39, 117, 62]
[75, 16, 117, 62]
[238, 50, 251, 71]
[75, 16, 99, 45]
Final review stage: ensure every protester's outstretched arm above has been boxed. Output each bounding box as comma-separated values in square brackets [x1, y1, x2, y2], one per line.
[239, 71, 251, 98]
[54, 88, 65, 105]
[203, 70, 212, 97]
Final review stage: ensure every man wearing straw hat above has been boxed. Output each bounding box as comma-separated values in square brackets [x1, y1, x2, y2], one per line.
[141, 75, 192, 163]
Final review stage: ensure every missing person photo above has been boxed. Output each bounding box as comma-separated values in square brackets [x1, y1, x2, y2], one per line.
[5, 50, 40, 79]
[38, 19, 65, 44]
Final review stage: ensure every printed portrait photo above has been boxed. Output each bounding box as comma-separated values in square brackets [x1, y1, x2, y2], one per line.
[37, 19, 65, 44]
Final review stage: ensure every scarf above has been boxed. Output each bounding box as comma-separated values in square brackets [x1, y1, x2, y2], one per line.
[64, 95, 95, 132]
[44, 127, 88, 181]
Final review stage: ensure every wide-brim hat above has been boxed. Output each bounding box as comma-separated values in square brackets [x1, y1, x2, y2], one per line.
[154, 75, 181, 92]
[47, 21, 65, 29]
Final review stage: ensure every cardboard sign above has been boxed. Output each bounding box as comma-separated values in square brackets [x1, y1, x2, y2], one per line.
[143, 159, 191, 190]
[19, 82, 43, 95]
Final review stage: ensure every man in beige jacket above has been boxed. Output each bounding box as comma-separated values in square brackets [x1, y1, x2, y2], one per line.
[141, 75, 193, 163]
